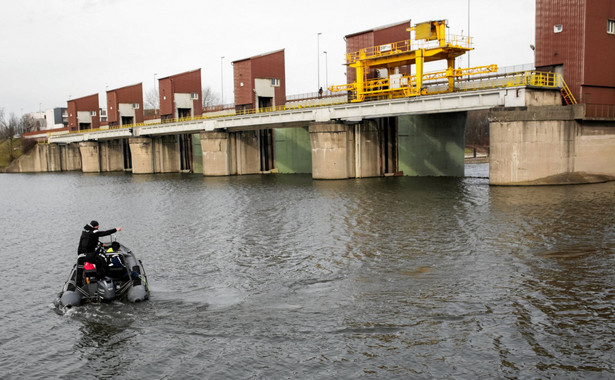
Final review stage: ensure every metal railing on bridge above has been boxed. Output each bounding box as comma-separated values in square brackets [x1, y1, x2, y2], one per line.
[49, 67, 582, 138]
[451, 70, 577, 103]
[345, 34, 473, 64]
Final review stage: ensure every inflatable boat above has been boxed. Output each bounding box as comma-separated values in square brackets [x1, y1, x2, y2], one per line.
[54, 241, 149, 308]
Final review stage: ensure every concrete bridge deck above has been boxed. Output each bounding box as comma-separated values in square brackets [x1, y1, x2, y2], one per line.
[48, 87, 527, 144]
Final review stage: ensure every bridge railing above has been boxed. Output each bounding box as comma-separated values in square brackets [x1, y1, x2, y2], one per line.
[346, 35, 472, 64]
[58, 98, 349, 136]
[57, 67, 580, 138]
[202, 103, 236, 113]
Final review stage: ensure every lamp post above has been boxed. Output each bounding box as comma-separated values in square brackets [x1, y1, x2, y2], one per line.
[468, 0, 471, 69]
[323, 50, 328, 92]
[153, 73, 157, 115]
[317, 32, 322, 91]
[221, 56, 225, 106]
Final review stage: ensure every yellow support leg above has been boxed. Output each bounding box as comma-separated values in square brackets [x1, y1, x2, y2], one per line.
[415, 49, 424, 95]
[446, 58, 455, 92]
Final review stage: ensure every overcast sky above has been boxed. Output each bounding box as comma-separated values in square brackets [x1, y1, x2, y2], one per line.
[0, 0, 535, 116]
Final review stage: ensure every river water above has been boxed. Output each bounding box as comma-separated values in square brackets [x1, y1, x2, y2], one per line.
[1, 164, 614, 379]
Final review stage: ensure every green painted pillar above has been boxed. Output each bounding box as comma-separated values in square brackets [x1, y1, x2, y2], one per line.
[398, 112, 466, 177]
[129, 137, 154, 174]
[274, 126, 312, 174]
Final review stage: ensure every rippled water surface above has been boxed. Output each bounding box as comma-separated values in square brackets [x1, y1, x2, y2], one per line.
[1, 165, 614, 379]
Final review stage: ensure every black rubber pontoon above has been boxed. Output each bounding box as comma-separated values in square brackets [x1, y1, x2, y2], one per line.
[54, 241, 149, 308]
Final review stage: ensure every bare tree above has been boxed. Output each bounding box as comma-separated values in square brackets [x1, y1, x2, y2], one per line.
[19, 114, 38, 135]
[0, 111, 20, 161]
[0, 108, 5, 134]
[202, 86, 220, 108]
[144, 88, 159, 110]
[465, 109, 490, 149]
[0, 111, 18, 139]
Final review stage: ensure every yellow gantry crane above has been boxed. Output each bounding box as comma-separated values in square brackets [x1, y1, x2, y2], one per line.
[331, 20, 498, 102]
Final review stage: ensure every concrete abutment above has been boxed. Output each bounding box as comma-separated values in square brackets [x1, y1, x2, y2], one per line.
[78, 141, 101, 173]
[60, 144, 82, 171]
[308, 120, 387, 179]
[199, 131, 262, 176]
[489, 105, 615, 185]
[99, 140, 124, 172]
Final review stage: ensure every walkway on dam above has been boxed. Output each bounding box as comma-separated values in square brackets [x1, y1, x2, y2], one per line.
[50, 88, 506, 144]
[47, 70, 569, 144]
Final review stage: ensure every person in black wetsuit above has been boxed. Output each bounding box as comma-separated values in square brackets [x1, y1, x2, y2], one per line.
[77, 220, 122, 278]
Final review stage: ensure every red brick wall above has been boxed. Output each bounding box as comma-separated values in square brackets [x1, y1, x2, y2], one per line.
[67, 94, 99, 131]
[535, 0, 586, 102]
[582, 0, 615, 104]
[107, 83, 144, 124]
[233, 59, 253, 107]
[345, 20, 411, 83]
[233, 50, 286, 108]
[251, 50, 286, 106]
[159, 69, 202, 118]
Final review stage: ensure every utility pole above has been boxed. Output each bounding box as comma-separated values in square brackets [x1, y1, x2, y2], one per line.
[221, 56, 225, 105]
[323, 50, 328, 91]
[153, 73, 157, 115]
[468, 0, 471, 69]
[317, 32, 322, 91]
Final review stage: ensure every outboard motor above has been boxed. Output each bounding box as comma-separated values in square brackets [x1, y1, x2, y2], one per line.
[97, 277, 116, 302]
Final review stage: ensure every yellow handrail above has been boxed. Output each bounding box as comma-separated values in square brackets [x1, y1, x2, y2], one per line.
[67, 70, 576, 136]
[67, 99, 348, 135]
[560, 82, 577, 105]
[346, 35, 473, 64]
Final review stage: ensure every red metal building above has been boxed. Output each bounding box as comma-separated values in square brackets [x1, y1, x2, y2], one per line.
[159, 69, 203, 120]
[232, 49, 286, 111]
[67, 94, 100, 132]
[344, 20, 412, 84]
[536, 0, 615, 109]
[107, 83, 144, 127]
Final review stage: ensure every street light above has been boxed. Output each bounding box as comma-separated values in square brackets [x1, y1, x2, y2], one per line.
[317, 32, 322, 91]
[153, 73, 157, 115]
[323, 50, 328, 92]
[221, 56, 225, 106]
[468, 0, 471, 69]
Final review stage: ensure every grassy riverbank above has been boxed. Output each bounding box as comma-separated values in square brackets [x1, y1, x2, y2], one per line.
[0, 138, 24, 169]
[464, 146, 489, 163]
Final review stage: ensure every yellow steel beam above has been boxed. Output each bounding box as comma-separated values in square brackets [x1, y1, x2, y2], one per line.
[331, 64, 500, 102]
